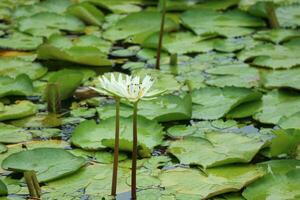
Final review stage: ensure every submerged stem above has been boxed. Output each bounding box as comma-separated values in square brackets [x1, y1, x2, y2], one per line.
[265, 2, 280, 29]
[156, 0, 167, 70]
[131, 102, 138, 200]
[111, 97, 120, 197]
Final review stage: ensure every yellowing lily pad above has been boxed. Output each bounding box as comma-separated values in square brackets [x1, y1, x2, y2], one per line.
[0, 101, 36, 122]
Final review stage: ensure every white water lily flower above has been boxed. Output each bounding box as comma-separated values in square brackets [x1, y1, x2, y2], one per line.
[90, 73, 164, 102]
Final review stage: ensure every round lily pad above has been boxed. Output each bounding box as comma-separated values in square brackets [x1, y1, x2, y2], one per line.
[2, 148, 87, 182]
[0, 144, 7, 154]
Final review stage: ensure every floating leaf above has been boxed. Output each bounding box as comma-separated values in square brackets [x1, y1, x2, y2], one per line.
[243, 159, 300, 200]
[181, 9, 264, 37]
[85, 0, 143, 13]
[9, 114, 62, 128]
[277, 5, 300, 28]
[0, 58, 47, 80]
[0, 74, 33, 98]
[103, 11, 178, 43]
[0, 144, 7, 154]
[0, 101, 36, 122]
[0, 180, 7, 196]
[169, 132, 265, 168]
[253, 29, 300, 44]
[0, 123, 31, 144]
[279, 112, 300, 129]
[226, 100, 262, 119]
[192, 87, 262, 120]
[71, 116, 164, 157]
[205, 63, 260, 88]
[37, 34, 112, 66]
[18, 12, 85, 37]
[67, 2, 104, 26]
[159, 165, 265, 199]
[263, 67, 300, 90]
[0, 32, 43, 51]
[254, 90, 300, 125]
[238, 43, 300, 69]
[2, 148, 86, 182]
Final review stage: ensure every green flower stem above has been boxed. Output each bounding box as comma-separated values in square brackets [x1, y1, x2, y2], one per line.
[131, 102, 138, 200]
[156, 0, 167, 70]
[24, 171, 41, 199]
[265, 2, 280, 29]
[45, 83, 61, 114]
[111, 97, 120, 197]
[170, 53, 178, 66]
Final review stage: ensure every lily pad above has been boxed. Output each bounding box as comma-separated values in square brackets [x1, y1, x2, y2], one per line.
[253, 29, 300, 44]
[0, 123, 31, 144]
[181, 9, 264, 37]
[277, 4, 300, 28]
[0, 180, 7, 196]
[1, 148, 86, 182]
[262, 67, 300, 90]
[67, 2, 104, 26]
[279, 112, 300, 129]
[159, 165, 265, 199]
[9, 114, 62, 128]
[47, 69, 84, 100]
[0, 32, 43, 51]
[0, 144, 7, 154]
[192, 87, 262, 120]
[238, 43, 300, 69]
[18, 12, 85, 37]
[254, 90, 300, 125]
[37, 34, 112, 66]
[103, 11, 178, 43]
[205, 63, 260, 88]
[85, 0, 143, 13]
[0, 74, 33, 98]
[168, 132, 265, 168]
[0, 101, 37, 122]
[71, 116, 164, 157]
[0, 58, 47, 80]
[243, 159, 300, 200]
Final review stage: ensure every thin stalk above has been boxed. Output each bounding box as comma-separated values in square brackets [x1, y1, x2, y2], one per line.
[111, 97, 120, 197]
[31, 171, 41, 198]
[24, 171, 40, 198]
[170, 53, 178, 66]
[155, 0, 167, 70]
[265, 2, 280, 29]
[45, 83, 61, 114]
[131, 102, 138, 200]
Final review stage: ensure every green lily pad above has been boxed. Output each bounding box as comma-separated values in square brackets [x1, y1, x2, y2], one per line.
[0, 32, 43, 51]
[263, 67, 300, 90]
[103, 11, 178, 43]
[133, 68, 181, 93]
[0, 74, 33, 98]
[169, 132, 265, 168]
[18, 12, 85, 37]
[262, 129, 300, 158]
[0, 180, 7, 196]
[137, 93, 192, 122]
[42, 164, 130, 198]
[0, 144, 7, 154]
[253, 29, 300, 44]
[85, 0, 143, 13]
[192, 87, 262, 120]
[205, 63, 260, 88]
[1, 148, 86, 182]
[0, 101, 36, 122]
[143, 32, 214, 54]
[37, 34, 112, 66]
[254, 90, 300, 125]
[226, 100, 262, 119]
[277, 5, 300, 28]
[243, 159, 300, 200]
[239, 0, 299, 10]
[181, 9, 264, 37]
[238, 43, 300, 69]
[279, 112, 300, 129]
[71, 116, 164, 157]
[159, 165, 265, 199]
[12, 0, 72, 18]
[0, 58, 47, 80]
[67, 2, 104, 26]
[47, 69, 84, 100]
[0, 123, 31, 144]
